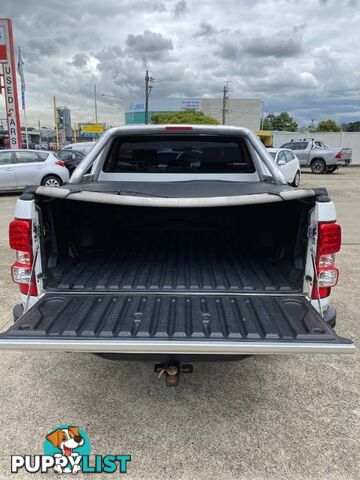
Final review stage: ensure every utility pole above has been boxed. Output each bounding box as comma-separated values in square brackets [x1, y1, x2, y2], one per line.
[144, 70, 154, 124]
[53, 96, 59, 149]
[222, 83, 229, 125]
[94, 84, 98, 123]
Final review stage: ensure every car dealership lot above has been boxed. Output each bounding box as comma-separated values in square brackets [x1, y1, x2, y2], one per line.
[0, 170, 359, 479]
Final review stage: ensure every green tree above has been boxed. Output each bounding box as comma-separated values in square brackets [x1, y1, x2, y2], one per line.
[315, 119, 341, 132]
[262, 112, 298, 132]
[342, 121, 360, 132]
[151, 109, 219, 125]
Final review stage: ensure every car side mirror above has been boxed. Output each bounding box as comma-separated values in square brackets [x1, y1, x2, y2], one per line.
[277, 159, 286, 166]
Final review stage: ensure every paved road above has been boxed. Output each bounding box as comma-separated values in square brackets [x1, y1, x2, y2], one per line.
[0, 170, 359, 479]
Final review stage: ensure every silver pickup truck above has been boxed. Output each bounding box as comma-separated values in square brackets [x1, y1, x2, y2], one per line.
[0, 126, 355, 385]
[280, 139, 352, 174]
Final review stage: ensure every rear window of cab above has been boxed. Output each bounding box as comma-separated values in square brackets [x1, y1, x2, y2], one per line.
[103, 135, 255, 174]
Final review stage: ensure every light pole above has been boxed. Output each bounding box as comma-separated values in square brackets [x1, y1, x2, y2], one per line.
[53, 96, 59, 150]
[94, 84, 98, 123]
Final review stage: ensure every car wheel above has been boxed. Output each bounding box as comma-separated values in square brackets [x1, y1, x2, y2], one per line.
[311, 159, 326, 174]
[291, 170, 301, 187]
[41, 175, 62, 187]
[326, 166, 338, 174]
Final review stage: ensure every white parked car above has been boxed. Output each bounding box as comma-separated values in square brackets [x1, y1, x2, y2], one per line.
[268, 148, 301, 187]
[0, 149, 69, 191]
[63, 142, 95, 155]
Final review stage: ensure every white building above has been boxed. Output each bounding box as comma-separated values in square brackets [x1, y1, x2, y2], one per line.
[125, 97, 262, 131]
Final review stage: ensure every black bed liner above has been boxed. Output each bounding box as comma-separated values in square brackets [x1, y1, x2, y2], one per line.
[46, 231, 302, 292]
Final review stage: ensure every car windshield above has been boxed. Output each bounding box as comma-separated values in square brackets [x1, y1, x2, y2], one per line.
[269, 152, 276, 159]
[282, 142, 308, 150]
[103, 135, 255, 173]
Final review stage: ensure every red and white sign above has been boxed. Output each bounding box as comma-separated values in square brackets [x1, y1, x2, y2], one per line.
[0, 18, 21, 149]
[0, 25, 7, 62]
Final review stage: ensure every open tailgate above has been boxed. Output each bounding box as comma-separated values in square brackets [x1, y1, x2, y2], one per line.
[0, 293, 354, 354]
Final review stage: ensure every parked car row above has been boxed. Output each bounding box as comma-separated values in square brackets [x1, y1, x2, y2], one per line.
[0, 137, 353, 192]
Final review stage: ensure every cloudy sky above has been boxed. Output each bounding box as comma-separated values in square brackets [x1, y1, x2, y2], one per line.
[2, 0, 360, 128]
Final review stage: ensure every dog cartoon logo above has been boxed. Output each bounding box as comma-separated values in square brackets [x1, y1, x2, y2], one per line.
[44, 425, 90, 475]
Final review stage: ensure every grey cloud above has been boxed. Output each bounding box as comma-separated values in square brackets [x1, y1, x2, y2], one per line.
[27, 38, 61, 57]
[215, 42, 239, 60]
[243, 36, 303, 58]
[293, 23, 306, 33]
[128, 1, 166, 12]
[69, 53, 89, 68]
[94, 46, 124, 64]
[126, 30, 173, 59]
[173, 1, 188, 16]
[193, 21, 217, 38]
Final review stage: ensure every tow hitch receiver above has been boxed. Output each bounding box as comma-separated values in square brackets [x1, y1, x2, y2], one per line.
[154, 362, 193, 387]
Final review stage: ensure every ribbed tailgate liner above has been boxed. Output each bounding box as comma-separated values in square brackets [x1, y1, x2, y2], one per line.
[3, 293, 345, 343]
[46, 232, 301, 292]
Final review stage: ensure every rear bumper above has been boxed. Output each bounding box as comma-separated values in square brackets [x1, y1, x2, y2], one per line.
[0, 337, 355, 354]
[337, 159, 352, 166]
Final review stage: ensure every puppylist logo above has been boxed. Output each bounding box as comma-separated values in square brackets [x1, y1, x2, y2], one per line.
[11, 425, 131, 475]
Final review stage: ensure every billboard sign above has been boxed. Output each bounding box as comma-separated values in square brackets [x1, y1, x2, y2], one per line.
[0, 19, 22, 149]
[79, 123, 105, 138]
[128, 102, 144, 113]
[127, 98, 201, 114]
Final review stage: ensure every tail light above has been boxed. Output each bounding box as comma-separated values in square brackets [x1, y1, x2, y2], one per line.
[312, 222, 341, 299]
[55, 160, 65, 166]
[335, 151, 343, 159]
[9, 219, 38, 296]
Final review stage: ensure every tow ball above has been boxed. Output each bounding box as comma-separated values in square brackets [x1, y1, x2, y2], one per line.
[154, 362, 193, 387]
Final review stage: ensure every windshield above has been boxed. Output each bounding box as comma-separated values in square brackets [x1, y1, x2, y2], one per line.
[103, 135, 255, 174]
[269, 152, 276, 159]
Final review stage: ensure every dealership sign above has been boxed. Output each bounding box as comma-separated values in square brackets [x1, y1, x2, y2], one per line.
[79, 123, 105, 138]
[127, 98, 201, 113]
[0, 18, 22, 149]
[0, 25, 7, 61]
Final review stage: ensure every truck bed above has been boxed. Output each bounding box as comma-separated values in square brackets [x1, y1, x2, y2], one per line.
[46, 231, 301, 293]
